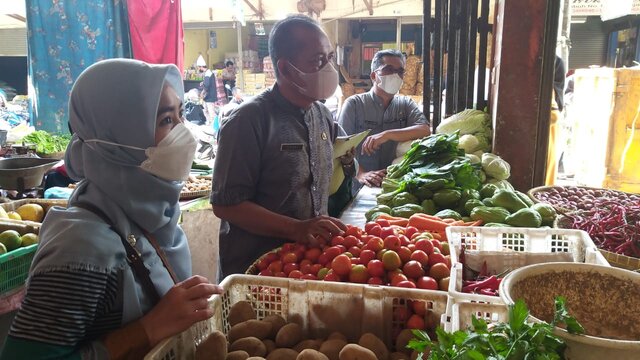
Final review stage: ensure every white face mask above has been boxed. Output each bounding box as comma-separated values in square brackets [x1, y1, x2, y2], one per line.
[376, 73, 404, 95]
[287, 62, 339, 101]
[84, 123, 197, 181]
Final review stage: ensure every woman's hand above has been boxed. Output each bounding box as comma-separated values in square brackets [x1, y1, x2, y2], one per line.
[140, 275, 223, 347]
[357, 169, 387, 187]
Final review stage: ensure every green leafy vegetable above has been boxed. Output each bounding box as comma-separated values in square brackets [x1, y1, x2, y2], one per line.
[408, 297, 584, 360]
[22, 131, 71, 155]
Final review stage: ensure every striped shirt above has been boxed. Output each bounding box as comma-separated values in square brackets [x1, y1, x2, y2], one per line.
[10, 268, 122, 346]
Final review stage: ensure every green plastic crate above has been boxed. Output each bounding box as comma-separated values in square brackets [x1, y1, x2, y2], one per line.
[0, 245, 37, 294]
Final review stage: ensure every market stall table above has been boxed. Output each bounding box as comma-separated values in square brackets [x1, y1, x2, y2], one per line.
[339, 185, 381, 228]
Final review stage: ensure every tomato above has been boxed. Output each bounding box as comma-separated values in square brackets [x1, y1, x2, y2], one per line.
[256, 258, 270, 271]
[398, 246, 412, 263]
[363, 237, 384, 253]
[412, 301, 427, 316]
[288, 270, 303, 279]
[439, 277, 450, 291]
[428, 263, 450, 280]
[343, 252, 354, 259]
[331, 235, 345, 247]
[349, 264, 369, 283]
[283, 262, 299, 275]
[414, 239, 435, 254]
[344, 235, 359, 249]
[407, 314, 426, 329]
[264, 252, 279, 263]
[310, 264, 322, 276]
[383, 235, 401, 252]
[399, 235, 411, 247]
[407, 244, 417, 252]
[430, 239, 443, 252]
[281, 252, 298, 264]
[267, 260, 283, 274]
[375, 219, 391, 228]
[440, 241, 450, 256]
[393, 306, 412, 322]
[317, 267, 330, 280]
[324, 246, 342, 260]
[428, 252, 447, 267]
[350, 257, 361, 265]
[281, 243, 296, 253]
[402, 260, 425, 279]
[368, 277, 384, 285]
[404, 226, 419, 239]
[336, 245, 347, 253]
[299, 260, 313, 274]
[331, 254, 353, 276]
[416, 276, 439, 290]
[348, 246, 361, 257]
[360, 249, 376, 265]
[300, 274, 318, 280]
[390, 273, 408, 286]
[380, 227, 396, 239]
[396, 280, 417, 289]
[382, 250, 402, 271]
[258, 269, 273, 276]
[367, 224, 382, 237]
[366, 259, 385, 277]
[410, 250, 429, 267]
[305, 247, 322, 262]
[364, 222, 378, 234]
[324, 271, 341, 282]
[318, 253, 331, 266]
[274, 271, 287, 278]
[345, 226, 362, 238]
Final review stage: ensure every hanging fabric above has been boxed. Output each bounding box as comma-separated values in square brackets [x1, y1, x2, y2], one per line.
[126, 0, 184, 72]
[26, 0, 132, 133]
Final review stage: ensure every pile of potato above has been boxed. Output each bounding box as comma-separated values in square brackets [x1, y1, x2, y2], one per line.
[195, 301, 424, 360]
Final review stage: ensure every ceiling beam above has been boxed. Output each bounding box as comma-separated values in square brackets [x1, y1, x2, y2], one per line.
[244, 0, 265, 20]
[6, 14, 26, 22]
[362, 0, 374, 15]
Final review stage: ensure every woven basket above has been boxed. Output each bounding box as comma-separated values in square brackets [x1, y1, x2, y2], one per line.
[245, 247, 281, 275]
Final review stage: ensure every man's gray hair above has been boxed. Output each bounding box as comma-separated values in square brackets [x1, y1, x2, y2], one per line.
[371, 49, 405, 73]
[269, 14, 323, 77]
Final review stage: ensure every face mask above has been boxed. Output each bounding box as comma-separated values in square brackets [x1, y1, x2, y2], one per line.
[376, 73, 403, 95]
[287, 62, 339, 101]
[84, 123, 197, 181]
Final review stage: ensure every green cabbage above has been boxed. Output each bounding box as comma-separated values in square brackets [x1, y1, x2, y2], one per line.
[436, 109, 491, 136]
[481, 153, 511, 180]
[459, 134, 480, 153]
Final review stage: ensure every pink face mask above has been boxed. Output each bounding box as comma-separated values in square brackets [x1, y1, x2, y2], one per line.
[287, 62, 339, 100]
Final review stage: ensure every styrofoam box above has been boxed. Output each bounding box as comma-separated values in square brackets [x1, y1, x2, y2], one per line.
[145, 274, 449, 360]
[446, 226, 609, 305]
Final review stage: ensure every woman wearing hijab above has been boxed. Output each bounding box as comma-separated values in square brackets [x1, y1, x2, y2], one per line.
[1, 59, 222, 359]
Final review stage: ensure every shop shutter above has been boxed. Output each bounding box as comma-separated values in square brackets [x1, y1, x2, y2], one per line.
[0, 28, 27, 56]
[569, 22, 607, 70]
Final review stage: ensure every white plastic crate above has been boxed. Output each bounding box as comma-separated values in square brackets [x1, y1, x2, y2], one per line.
[446, 226, 609, 305]
[145, 274, 449, 360]
[446, 301, 509, 332]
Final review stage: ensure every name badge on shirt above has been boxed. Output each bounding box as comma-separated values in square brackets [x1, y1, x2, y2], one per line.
[281, 143, 304, 151]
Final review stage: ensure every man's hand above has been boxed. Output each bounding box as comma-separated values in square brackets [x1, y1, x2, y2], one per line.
[292, 216, 347, 245]
[339, 147, 355, 166]
[361, 132, 389, 156]
[357, 169, 387, 187]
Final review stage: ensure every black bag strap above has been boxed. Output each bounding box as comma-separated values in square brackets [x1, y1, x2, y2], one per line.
[73, 202, 161, 305]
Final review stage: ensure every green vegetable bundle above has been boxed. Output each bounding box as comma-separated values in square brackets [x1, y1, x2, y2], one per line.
[22, 131, 71, 155]
[409, 297, 585, 360]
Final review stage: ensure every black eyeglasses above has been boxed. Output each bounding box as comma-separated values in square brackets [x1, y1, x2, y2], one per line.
[375, 65, 405, 78]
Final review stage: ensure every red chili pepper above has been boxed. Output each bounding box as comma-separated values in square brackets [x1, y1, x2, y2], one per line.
[462, 275, 499, 293]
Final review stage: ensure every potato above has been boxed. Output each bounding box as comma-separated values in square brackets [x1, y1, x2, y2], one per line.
[263, 314, 287, 339]
[229, 320, 272, 342]
[196, 330, 227, 360]
[394, 329, 414, 355]
[293, 339, 322, 352]
[358, 333, 389, 360]
[266, 348, 299, 360]
[230, 337, 267, 357]
[275, 323, 303, 348]
[262, 339, 276, 354]
[390, 352, 409, 360]
[327, 332, 347, 342]
[229, 301, 257, 326]
[297, 349, 330, 360]
[226, 350, 250, 360]
[338, 344, 376, 360]
[318, 339, 347, 360]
